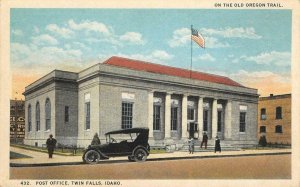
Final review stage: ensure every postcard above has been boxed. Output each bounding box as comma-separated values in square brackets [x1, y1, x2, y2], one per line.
[0, 0, 299, 187]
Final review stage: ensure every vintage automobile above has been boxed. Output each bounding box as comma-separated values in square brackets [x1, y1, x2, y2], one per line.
[83, 128, 150, 164]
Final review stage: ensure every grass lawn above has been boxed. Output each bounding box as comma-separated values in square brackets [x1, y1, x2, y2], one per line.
[10, 151, 32, 159]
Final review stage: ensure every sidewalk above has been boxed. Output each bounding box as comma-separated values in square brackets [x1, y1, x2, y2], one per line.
[10, 146, 291, 167]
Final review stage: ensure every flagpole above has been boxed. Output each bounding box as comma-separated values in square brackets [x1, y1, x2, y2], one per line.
[190, 25, 193, 79]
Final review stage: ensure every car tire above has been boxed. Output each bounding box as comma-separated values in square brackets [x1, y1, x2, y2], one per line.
[84, 150, 101, 164]
[134, 148, 147, 162]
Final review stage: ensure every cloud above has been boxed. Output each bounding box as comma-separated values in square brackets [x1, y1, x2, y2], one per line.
[205, 37, 230, 48]
[31, 34, 59, 46]
[46, 24, 74, 38]
[151, 50, 173, 60]
[119, 32, 145, 45]
[241, 51, 291, 67]
[168, 28, 190, 47]
[195, 53, 216, 62]
[68, 19, 111, 36]
[200, 27, 262, 39]
[12, 29, 23, 36]
[168, 28, 229, 48]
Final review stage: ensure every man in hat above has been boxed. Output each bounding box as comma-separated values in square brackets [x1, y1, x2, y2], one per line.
[200, 132, 208, 149]
[214, 136, 221, 153]
[46, 134, 57, 158]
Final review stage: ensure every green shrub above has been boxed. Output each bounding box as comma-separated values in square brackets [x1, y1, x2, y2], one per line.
[258, 135, 267, 147]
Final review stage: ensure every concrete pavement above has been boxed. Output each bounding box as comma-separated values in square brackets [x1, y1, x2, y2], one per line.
[10, 146, 291, 167]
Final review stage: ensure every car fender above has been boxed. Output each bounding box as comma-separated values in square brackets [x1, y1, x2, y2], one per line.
[132, 145, 149, 156]
[84, 147, 109, 159]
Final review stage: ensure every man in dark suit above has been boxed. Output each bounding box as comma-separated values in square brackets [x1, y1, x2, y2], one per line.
[46, 134, 57, 158]
[200, 132, 208, 149]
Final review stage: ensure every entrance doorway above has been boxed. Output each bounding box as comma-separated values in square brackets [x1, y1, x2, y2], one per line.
[188, 122, 199, 139]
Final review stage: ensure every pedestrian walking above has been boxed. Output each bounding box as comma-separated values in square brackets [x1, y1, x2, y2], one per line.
[188, 137, 195, 154]
[91, 133, 101, 145]
[214, 136, 221, 153]
[46, 134, 57, 158]
[200, 132, 208, 149]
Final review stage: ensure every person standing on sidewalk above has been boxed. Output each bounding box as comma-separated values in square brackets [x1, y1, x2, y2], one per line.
[188, 137, 195, 154]
[214, 136, 221, 153]
[46, 134, 57, 158]
[200, 132, 208, 149]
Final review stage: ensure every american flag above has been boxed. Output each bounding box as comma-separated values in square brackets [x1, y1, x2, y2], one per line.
[191, 28, 205, 48]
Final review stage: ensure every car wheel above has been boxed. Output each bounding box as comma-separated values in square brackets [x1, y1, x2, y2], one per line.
[84, 150, 101, 164]
[134, 148, 147, 162]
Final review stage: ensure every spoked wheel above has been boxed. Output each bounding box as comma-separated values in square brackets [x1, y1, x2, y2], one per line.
[134, 148, 147, 162]
[84, 150, 101, 164]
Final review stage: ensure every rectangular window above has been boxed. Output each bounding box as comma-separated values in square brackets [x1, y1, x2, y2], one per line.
[217, 111, 222, 132]
[239, 112, 246, 132]
[85, 102, 90, 130]
[261, 108, 266, 120]
[275, 125, 282, 133]
[153, 105, 161, 130]
[65, 106, 69, 123]
[171, 107, 178, 130]
[203, 110, 208, 131]
[187, 108, 195, 121]
[122, 102, 133, 129]
[28, 105, 32, 132]
[260, 126, 266, 133]
[276, 107, 282, 119]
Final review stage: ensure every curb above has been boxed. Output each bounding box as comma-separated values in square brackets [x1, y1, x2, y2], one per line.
[10, 151, 291, 168]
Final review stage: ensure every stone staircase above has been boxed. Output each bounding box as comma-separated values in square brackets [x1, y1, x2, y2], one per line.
[176, 140, 241, 152]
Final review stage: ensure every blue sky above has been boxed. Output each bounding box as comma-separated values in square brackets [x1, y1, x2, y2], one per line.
[11, 9, 291, 97]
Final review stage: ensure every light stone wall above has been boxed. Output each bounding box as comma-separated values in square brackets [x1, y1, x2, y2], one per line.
[24, 85, 56, 147]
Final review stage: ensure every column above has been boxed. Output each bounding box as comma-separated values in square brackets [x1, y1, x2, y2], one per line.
[148, 91, 154, 138]
[182, 94, 188, 138]
[212, 99, 218, 139]
[164, 93, 171, 138]
[224, 100, 232, 139]
[198, 97, 203, 135]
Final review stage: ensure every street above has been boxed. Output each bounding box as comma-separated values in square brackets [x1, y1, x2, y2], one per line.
[10, 154, 290, 179]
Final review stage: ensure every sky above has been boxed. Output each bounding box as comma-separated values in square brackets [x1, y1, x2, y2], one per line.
[10, 9, 292, 99]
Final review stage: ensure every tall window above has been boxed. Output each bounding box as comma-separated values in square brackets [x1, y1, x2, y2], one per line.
[260, 126, 266, 133]
[28, 105, 32, 132]
[276, 107, 282, 119]
[153, 105, 161, 130]
[217, 111, 222, 132]
[45, 98, 51, 130]
[187, 107, 195, 121]
[65, 106, 69, 123]
[275, 125, 282, 133]
[85, 102, 90, 130]
[122, 102, 133, 129]
[203, 110, 208, 131]
[239, 112, 246, 132]
[36, 102, 40, 131]
[171, 106, 178, 130]
[261, 108, 266, 120]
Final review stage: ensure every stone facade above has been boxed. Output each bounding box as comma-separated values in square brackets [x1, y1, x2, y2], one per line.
[23, 70, 78, 147]
[24, 56, 259, 148]
[257, 94, 291, 145]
